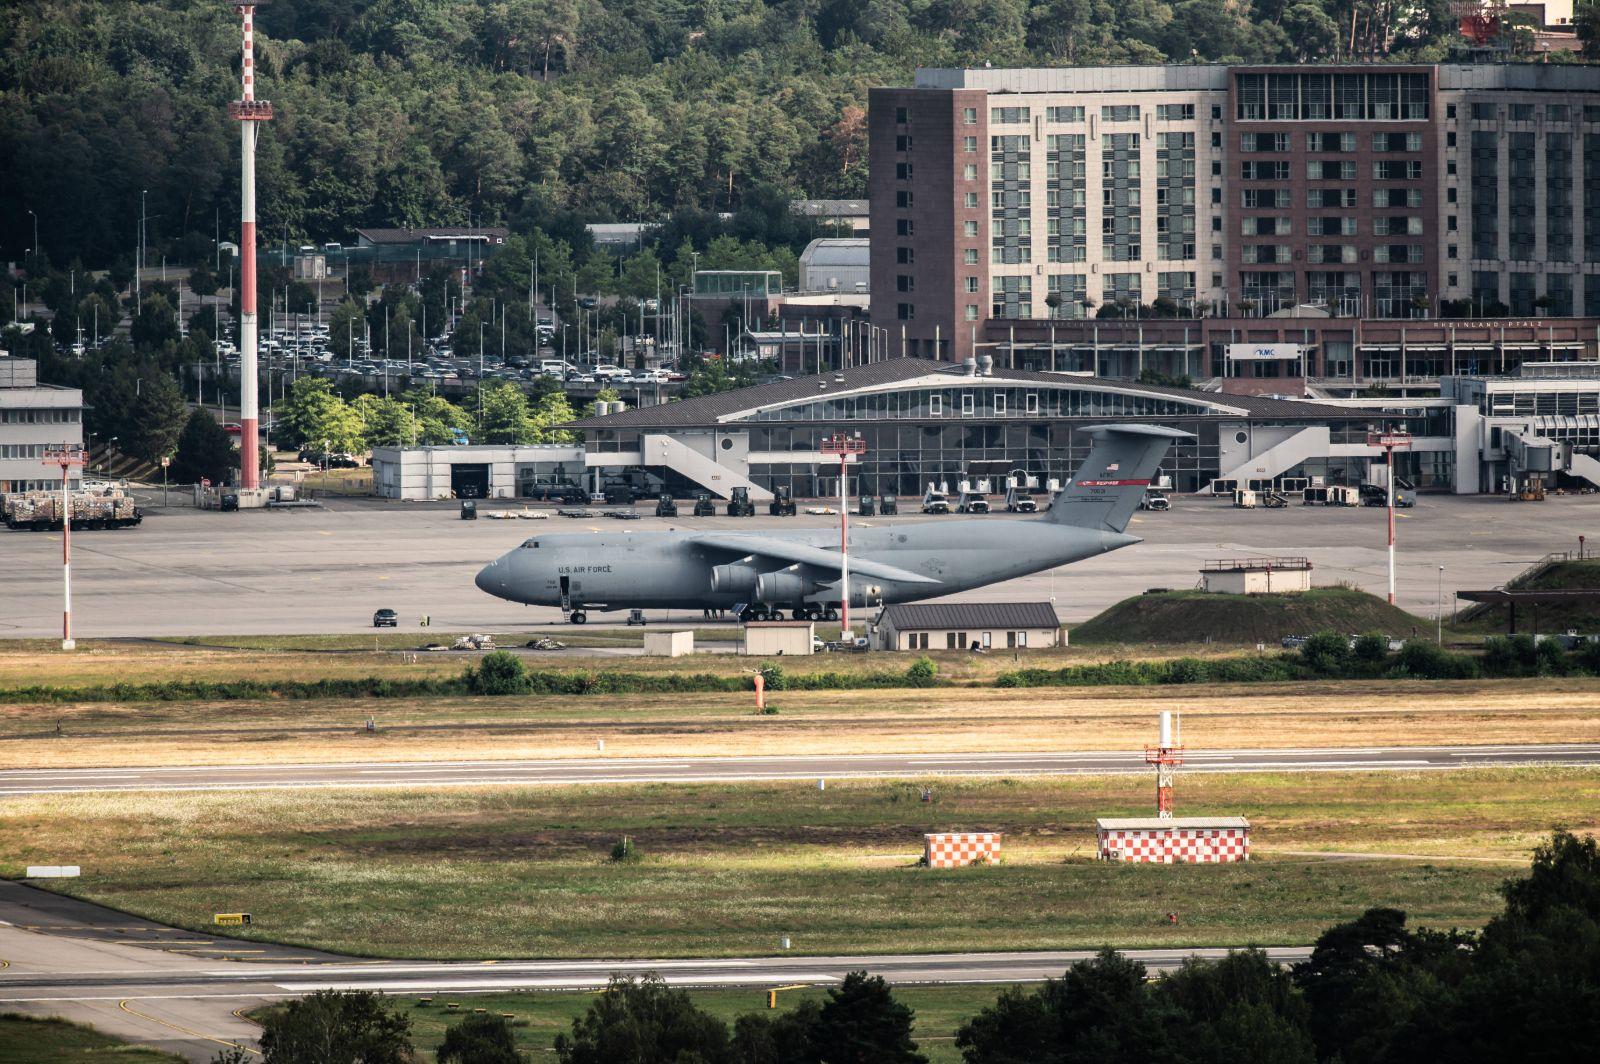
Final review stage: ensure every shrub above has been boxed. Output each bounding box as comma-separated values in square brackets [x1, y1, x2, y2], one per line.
[469, 651, 530, 695]
[438, 1011, 524, 1064]
[1483, 634, 1538, 677]
[610, 836, 640, 863]
[1351, 631, 1391, 665]
[1300, 630, 1350, 674]
[905, 656, 938, 687]
[1535, 637, 1570, 676]
[1163, 658, 1208, 684]
[759, 663, 787, 691]
[1390, 639, 1478, 680]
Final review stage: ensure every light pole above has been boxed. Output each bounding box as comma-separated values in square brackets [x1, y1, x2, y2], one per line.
[1367, 429, 1412, 606]
[820, 433, 867, 638]
[1436, 564, 1445, 644]
[27, 209, 37, 261]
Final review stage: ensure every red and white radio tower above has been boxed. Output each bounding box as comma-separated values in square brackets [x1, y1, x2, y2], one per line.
[1144, 710, 1183, 818]
[229, 3, 273, 491]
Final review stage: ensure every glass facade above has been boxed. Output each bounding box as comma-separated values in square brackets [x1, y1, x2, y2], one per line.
[1047, 134, 1087, 263]
[1471, 130, 1499, 260]
[1155, 131, 1196, 261]
[991, 134, 1032, 265]
[1101, 133, 1141, 261]
[1235, 72, 1429, 121]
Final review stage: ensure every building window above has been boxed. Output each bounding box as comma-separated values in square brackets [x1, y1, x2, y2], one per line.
[896, 219, 914, 237]
[1306, 160, 1356, 180]
[895, 135, 912, 152]
[994, 393, 1006, 415]
[895, 190, 914, 209]
[896, 162, 913, 180]
[1373, 160, 1423, 180]
[965, 276, 979, 293]
[963, 136, 977, 152]
[1156, 103, 1195, 121]
[896, 274, 914, 292]
[1046, 106, 1085, 122]
[1241, 132, 1291, 152]
[896, 302, 914, 320]
[1372, 132, 1423, 152]
[896, 247, 914, 264]
[1242, 161, 1291, 180]
[1306, 132, 1356, 152]
[964, 304, 979, 321]
[1025, 393, 1039, 414]
[964, 248, 979, 265]
[1472, 102, 1497, 121]
[963, 220, 978, 237]
[963, 106, 977, 124]
[929, 394, 942, 415]
[991, 106, 1031, 124]
[895, 106, 908, 124]
[961, 393, 975, 417]
[963, 163, 978, 180]
[964, 191, 979, 208]
[1101, 105, 1140, 122]
[1510, 103, 1534, 122]
[1550, 104, 1571, 123]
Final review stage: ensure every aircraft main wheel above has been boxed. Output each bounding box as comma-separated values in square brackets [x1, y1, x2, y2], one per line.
[793, 608, 812, 621]
[569, 611, 587, 624]
[824, 608, 839, 622]
[768, 609, 784, 621]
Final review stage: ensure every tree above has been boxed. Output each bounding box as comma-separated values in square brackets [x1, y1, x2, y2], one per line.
[405, 388, 472, 445]
[554, 975, 731, 1064]
[353, 394, 419, 447]
[258, 989, 412, 1064]
[188, 264, 220, 297]
[122, 372, 187, 465]
[277, 377, 365, 453]
[130, 293, 180, 350]
[531, 389, 577, 443]
[172, 407, 236, 485]
[438, 1011, 525, 1064]
[812, 971, 926, 1064]
[479, 381, 535, 444]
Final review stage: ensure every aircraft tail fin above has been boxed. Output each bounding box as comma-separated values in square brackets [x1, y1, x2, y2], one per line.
[1045, 424, 1191, 533]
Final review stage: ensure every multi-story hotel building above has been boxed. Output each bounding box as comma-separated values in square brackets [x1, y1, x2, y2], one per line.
[870, 64, 1600, 387]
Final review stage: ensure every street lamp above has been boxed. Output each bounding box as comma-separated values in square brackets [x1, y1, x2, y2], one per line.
[1437, 565, 1446, 644]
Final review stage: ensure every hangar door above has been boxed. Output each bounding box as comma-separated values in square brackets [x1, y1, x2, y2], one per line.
[450, 463, 490, 499]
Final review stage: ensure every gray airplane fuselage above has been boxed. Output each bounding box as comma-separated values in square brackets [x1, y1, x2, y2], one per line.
[475, 518, 1139, 613]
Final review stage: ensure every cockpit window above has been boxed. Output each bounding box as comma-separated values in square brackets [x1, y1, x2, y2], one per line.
[521, 539, 540, 548]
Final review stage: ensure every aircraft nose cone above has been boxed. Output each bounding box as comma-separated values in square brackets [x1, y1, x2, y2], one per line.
[475, 560, 502, 596]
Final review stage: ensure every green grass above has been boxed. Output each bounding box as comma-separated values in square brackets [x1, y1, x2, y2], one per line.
[5, 768, 1592, 961]
[1071, 587, 1428, 645]
[354, 985, 1001, 1064]
[0, 1013, 186, 1063]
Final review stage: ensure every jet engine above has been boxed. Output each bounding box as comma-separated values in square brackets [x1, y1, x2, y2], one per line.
[710, 563, 758, 595]
[755, 571, 818, 604]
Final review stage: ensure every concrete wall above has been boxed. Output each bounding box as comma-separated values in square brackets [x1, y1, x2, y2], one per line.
[643, 630, 695, 657]
[742, 622, 815, 656]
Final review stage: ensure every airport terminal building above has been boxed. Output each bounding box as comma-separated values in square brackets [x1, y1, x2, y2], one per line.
[567, 357, 1437, 499]
[371, 358, 1600, 500]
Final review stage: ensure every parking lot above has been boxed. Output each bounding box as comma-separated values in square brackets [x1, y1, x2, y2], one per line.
[0, 493, 1593, 639]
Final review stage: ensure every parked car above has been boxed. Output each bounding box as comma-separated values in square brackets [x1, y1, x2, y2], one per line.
[372, 608, 398, 628]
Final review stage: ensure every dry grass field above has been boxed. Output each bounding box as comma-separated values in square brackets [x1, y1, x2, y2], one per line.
[4, 768, 1592, 961]
[4, 678, 1597, 769]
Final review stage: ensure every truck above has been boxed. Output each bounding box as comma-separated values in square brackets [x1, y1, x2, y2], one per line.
[1138, 489, 1171, 512]
[857, 494, 877, 517]
[955, 481, 990, 514]
[3, 490, 143, 531]
[726, 486, 756, 517]
[768, 485, 797, 516]
[1004, 482, 1038, 513]
[921, 482, 951, 514]
[879, 492, 899, 515]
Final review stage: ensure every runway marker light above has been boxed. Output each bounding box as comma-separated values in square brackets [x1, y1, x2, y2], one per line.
[213, 913, 252, 926]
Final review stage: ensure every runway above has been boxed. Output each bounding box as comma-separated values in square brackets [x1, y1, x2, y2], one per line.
[2, 743, 1597, 795]
[0, 881, 1311, 1061]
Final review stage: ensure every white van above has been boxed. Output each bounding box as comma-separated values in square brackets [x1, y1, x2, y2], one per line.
[540, 359, 574, 377]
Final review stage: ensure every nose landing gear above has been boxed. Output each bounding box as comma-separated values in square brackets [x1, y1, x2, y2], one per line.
[568, 611, 587, 624]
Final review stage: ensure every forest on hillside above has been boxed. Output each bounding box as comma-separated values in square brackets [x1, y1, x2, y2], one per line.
[1, 0, 1480, 268]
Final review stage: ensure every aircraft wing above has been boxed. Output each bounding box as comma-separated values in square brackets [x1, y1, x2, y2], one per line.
[692, 533, 941, 585]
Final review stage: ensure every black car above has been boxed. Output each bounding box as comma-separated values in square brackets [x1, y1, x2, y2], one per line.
[372, 609, 398, 628]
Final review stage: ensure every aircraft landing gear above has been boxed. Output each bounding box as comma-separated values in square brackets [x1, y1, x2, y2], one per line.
[823, 607, 839, 622]
[569, 611, 587, 624]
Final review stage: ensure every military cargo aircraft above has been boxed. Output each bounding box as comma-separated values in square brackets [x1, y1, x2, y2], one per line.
[474, 424, 1186, 623]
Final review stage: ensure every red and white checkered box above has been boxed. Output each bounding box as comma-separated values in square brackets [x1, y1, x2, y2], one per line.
[1095, 819, 1250, 864]
[924, 832, 1003, 868]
